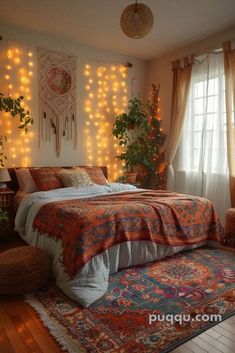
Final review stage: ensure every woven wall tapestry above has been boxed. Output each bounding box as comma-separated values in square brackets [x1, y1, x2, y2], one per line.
[38, 48, 77, 156]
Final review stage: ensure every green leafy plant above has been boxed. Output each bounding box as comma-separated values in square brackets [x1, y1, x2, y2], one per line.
[0, 93, 33, 131]
[112, 97, 150, 172]
[116, 175, 126, 183]
[0, 208, 8, 224]
[0, 93, 33, 167]
[112, 89, 167, 187]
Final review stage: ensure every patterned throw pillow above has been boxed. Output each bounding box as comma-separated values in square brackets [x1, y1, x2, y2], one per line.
[15, 168, 37, 193]
[80, 166, 108, 185]
[30, 167, 63, 191]
[57, 169, 93, 188]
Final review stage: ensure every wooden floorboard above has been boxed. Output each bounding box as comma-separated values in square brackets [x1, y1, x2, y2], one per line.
[0, 328, 15, 353]
[0, 238, 234, 353]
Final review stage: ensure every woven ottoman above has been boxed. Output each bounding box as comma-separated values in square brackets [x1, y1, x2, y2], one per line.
[224, 208, 235, 247]
[0, 246, 51, 295]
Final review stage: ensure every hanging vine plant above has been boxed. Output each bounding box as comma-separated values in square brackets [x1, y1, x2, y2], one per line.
[0, 93, 33, 167]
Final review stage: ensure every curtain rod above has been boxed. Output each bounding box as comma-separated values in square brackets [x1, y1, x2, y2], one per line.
[168, 37, 235, 64]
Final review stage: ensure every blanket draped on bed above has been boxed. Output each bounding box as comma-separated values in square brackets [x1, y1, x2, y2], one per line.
[33, 191, 222, 277]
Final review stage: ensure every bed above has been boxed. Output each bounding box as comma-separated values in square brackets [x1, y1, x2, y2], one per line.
[12, 166, 223, 308]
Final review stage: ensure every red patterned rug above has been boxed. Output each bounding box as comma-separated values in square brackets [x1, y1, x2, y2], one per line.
[26, 247, 235, 353]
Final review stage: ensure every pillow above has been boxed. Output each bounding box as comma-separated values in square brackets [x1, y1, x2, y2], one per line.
[15, 168, 37, 193]
[57, 169, 93, 188]
[107, 182, 137, 193]
[30, 167, 63, 191]
[80, 166, 108, 185]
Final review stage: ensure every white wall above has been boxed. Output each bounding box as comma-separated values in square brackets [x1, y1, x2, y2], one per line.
[0, 23, 148, 179]
[147, 25, 235, 137]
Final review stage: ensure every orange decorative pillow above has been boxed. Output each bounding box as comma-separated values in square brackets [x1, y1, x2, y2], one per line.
[30, 167, 63, 191]
[80, 167, 108, 185]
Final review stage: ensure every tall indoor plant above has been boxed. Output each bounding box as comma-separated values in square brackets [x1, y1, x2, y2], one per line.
[112, 97, 150, 182]
[112, 87, 167, 187]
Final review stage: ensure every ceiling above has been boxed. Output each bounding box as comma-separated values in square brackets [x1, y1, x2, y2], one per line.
[0, 0, 235, 60]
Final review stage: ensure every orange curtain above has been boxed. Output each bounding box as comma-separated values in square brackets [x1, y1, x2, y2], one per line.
[166, 57, 193, 190]
[223, 41, 235, 207]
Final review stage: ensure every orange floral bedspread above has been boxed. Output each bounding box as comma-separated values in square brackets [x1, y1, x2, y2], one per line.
[33, 190, 223, 277]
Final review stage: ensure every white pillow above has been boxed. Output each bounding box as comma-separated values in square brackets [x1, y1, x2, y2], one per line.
[15, 168, 37, 193]
[107, 182, 137, 193]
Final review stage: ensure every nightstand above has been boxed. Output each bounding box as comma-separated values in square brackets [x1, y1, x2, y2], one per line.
[0, 189, 15, 237]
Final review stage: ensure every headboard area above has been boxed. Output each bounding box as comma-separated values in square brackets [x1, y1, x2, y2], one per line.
[7, 166, 108, 192]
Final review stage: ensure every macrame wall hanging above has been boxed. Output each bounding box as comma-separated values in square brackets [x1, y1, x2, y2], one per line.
[38, 48, 77, 157]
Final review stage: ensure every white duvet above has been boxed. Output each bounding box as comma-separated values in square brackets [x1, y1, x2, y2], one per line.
[15, 183, 209, 307]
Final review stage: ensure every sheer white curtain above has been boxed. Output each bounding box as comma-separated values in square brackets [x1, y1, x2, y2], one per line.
[174, 52, 231, 221]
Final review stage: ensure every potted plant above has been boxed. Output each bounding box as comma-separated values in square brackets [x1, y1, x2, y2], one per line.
[112, 86, 167, 188]
[0, 93, 33, 167]
[112, 97, 150, 183]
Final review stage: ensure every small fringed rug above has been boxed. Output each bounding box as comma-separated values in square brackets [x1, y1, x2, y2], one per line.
[25, 248, 235, 353]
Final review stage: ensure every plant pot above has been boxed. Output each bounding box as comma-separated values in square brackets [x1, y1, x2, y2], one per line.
[125, 172, 138, 183]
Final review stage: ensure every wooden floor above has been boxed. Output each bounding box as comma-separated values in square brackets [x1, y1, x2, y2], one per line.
[0, 237, 234, 353]
[0, 295, 63, 353]
[171, 316, 235, 353]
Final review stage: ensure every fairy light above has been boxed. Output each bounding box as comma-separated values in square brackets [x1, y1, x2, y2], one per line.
[1, 46, 34, 166]
[83, 63, 128, 180]
[7, 50, 12, 59]
[14, 57, 20, 64]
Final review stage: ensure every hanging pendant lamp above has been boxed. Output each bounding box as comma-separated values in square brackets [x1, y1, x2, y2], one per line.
[120, 0, 154, 39]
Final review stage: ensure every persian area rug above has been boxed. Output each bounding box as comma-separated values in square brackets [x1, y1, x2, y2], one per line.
[25, 248, 235, 353]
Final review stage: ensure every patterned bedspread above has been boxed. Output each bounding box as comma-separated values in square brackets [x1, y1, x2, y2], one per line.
[33, 190, 222, 277]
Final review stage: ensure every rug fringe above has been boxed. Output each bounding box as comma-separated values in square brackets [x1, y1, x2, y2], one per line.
[25, 294, 86, 353]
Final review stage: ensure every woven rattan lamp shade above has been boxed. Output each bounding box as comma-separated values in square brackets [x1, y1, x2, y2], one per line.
[120, 2, 154, 39]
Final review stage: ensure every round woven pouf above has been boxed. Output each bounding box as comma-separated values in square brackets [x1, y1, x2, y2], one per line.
[224, 208, 235, 247]
[0, 246, 51, 295]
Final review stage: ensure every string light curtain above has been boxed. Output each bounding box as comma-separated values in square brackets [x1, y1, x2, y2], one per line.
[83, 63, 128, 180]
[0, 40, 34, 167]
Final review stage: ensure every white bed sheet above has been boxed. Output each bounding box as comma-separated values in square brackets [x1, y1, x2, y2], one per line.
[15, 184, 216, 307]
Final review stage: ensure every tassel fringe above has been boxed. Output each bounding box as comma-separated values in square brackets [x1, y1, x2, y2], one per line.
[25, 294, 86, 353]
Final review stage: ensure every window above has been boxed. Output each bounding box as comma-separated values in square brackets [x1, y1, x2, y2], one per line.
[179, 54, 228, 175]
[174, 52, 231, 221]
